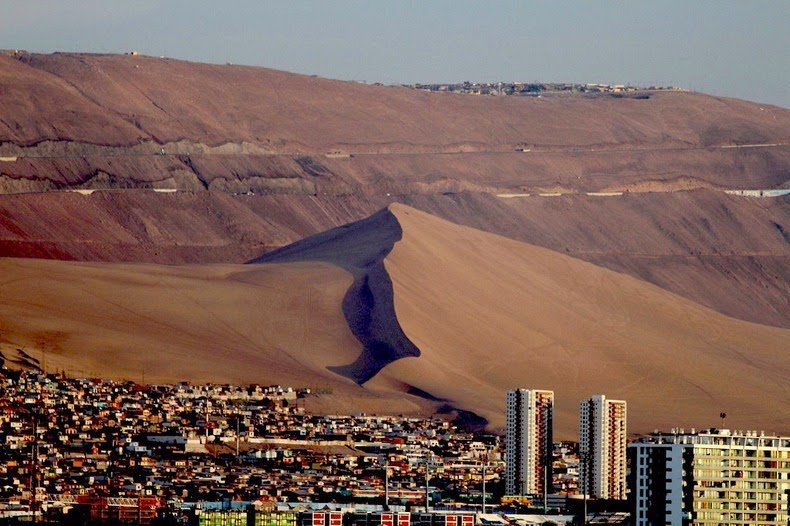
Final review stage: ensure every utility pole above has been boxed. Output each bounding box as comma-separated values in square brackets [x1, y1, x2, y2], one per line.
[581, 452, 588, 526]
[205, 403, 210, 443]
[481, 462, 487, 514]
[543, 461, 548, 514]
[235, 412, 240, 457]
[31, 411, 39, 524]
[385, 460, 390, 510]
[424, 459, 430, 512]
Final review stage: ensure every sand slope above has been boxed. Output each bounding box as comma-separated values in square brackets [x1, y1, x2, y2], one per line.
[0, 206, 787, 437]
[0, 256, 441, 416]
[250, 208, 420, 383]
[0, 258, 361, 384]
[377, 204, 789, 436]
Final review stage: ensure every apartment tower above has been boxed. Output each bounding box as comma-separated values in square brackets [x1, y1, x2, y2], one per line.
[505, 389, 554, 496]
[579, 395, 627, 500]
[628, 429, 789, 526]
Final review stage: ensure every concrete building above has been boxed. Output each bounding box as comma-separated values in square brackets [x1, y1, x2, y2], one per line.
[579, 395, 627, 500]
[505, 389, 554, 496]
[628, 429, 789, 526]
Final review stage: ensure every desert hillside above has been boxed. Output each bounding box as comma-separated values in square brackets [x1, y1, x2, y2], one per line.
[0, 256, 434, 417]
[2, 52, 787, 150]
[0, 52, 787, 329]
[1, 205, 787, 437]
[376, 204, 789, 435]
[1, 52, 787, 195]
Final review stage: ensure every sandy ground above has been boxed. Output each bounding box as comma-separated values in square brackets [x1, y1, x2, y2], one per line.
[379, 204, 789, 437]
[0, 205, 787, 438]
[0, 258, 416, 408]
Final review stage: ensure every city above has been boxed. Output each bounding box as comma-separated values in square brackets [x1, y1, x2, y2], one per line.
[1, 367, 787, 525]
[1, 3, 788, 526]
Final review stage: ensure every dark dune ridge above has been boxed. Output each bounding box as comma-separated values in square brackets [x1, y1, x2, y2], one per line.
[249, 208, 420, 383]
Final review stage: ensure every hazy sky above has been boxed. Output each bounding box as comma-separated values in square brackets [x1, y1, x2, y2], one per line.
[2, 1, 788, 107]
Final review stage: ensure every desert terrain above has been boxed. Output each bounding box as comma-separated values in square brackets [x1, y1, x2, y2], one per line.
[0, 52, 787, 328]
[0, 52, 787, 435]
[1, 205, 787, 437]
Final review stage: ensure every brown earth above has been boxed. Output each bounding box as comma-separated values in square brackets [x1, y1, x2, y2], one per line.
[0, 189, 787, 328]
[0, 53, 787, 334]
[0, 204, 787, 438]
[2, 53, 787, 149]
[0, 52, 788, 196]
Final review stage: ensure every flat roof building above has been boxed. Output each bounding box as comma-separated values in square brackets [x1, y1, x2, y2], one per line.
[505, 389, 554, 498]
[628, 428, 789, 526]
[579, 395, 627, 500]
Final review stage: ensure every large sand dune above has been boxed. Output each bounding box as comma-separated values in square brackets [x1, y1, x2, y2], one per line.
[376, 204, 789, 436]
[1, 205, 786, 437]
[0, 257, 438, 416]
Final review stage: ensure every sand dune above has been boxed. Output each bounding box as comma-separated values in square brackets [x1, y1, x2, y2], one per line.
[378, 205, 789, 436]
[0, 257, 432, 417]
[0, 205, 787, 437]
[250, 208, 420, 383]
[0, 259, 359, 384]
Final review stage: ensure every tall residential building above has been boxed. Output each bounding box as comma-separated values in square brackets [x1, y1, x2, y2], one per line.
[579, 395, 627, 500]
[628, 429, 789, 526]
[505, 389, 554, 496]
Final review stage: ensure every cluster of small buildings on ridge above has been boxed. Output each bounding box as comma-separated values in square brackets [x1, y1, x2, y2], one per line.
[404, 82, 684, 97]
[504, 388, 789, 526]
[0, 366, 787, 526]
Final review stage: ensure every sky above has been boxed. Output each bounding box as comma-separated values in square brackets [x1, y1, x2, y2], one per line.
[2, 1, 788, 107]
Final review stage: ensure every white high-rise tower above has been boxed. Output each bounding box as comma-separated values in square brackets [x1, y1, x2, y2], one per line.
[505, 389, 554, 496]
[579, 394, 627, 500]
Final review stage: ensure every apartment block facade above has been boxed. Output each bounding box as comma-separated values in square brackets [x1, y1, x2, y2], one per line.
[505, 389, 554, 496]
[579, 395, 627, 500]
[628, 429, 789, 526]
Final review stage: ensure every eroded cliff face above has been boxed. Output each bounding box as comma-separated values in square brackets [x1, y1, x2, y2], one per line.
[3, 144, 789, 200]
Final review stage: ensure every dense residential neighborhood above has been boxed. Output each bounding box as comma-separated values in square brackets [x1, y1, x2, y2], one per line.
[1, 367, 787, 525]
[0, 367, 520, 523]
